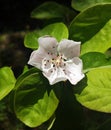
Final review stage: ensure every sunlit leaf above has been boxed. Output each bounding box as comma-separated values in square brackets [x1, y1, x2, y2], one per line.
[71, 0, 111, 11]
[40, 22, 69, 41]
[69, 4, 111, 43]
[22, 65, 29, 74]
[0, 67, 16, 100]
[24, 30, 40, 49]
[75, 68, 111, 113]
[24, 23, 68, 49]
[14, 68, 59, 127]
[81, 19, 111, 55]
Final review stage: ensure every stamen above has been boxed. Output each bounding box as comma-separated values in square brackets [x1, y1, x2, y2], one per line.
[53, 64, 55, 67]
[50, 53, 65, 68]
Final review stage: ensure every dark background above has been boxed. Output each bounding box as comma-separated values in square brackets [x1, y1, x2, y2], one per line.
[0, 0, 71, 32]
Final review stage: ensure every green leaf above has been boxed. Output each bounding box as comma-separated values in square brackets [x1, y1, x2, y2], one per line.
[22, 65, 29, 74]
[24, 22, 69, 49]
[81, 52, 111, 73]
[75, 68, 111, 113]
[81, 19, 111, 55]
[71, 0, 111, 11]
[40, 22, 69, 41]
[31, 1, 75, 20]
[24, 30, 40, 49]
[69, 4, 111, 43]
[0, 67, 16, 100]
[14, 68, 59, 127]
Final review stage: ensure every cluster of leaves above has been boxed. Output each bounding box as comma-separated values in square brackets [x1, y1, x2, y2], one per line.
[1, 0, 111, 130]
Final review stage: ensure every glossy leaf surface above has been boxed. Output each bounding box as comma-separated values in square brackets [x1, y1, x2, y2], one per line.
[71, 0, 111, 11]
[31, 1, 75, 19]
[24, 23, 68, 49]
[0, 67, 16, 100]
[81, 52, 111, 73]
[69, 4, 111, 44]
[75, 68, 111, 112]
[14, 68, 59, 127]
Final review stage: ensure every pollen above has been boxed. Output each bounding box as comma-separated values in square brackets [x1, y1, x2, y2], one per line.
[51, 55, 64, 67]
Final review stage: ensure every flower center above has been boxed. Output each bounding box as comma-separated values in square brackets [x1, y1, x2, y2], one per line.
[42, 53, 66, 71]
[51, 55, 63, 67]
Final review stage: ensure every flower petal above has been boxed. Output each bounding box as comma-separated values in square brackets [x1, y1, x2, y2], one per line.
[41, 58, 52, 72]
[38, 36, 58, 54]
[28, 48, 48, 69]
[64, 57, 84, 85]
[58, 39, 81, 59]
[43, 67, 67, 85]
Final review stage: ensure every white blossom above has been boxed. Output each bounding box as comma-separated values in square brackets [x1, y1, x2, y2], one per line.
[28, 36, 84, 85]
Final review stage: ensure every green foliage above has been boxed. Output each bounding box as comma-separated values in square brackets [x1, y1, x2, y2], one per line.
[23, 3, 111, 128]
[24, 22, 69, 49]
[75, 68, 111, 112]
[81, 52, 111, 73]
[24, 30, 40, 50]
[71, 0, 111, 11]
[14, 68, 59, 127]
[81, 20, 111, 55]
[40, 23, 69, 41]
[69, 4, 111, 43]
[2, 1, 111, 129]
[0, 67, 16, 100]
[31, 1, 75, 20]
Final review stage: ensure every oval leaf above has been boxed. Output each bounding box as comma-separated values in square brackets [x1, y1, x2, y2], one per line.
[81, 52, 111, 73]
[0, 67, 16, 100]
[40, 22, 69, 41]
[71, 0, 111, 11]
[14, 68, 59, 127]
[24, 30, 40, 49]
[69, 4, 111, 43]
[81, 19, 111, 55]
[24, 22, 69, 49]
[31, 1, 75, 20]
[75, 68, 111, 113]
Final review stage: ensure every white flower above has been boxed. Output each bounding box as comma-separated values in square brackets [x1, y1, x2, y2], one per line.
[28, 36, 84, 85]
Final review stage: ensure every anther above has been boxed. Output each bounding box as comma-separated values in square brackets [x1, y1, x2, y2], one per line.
[53, 64, 55, 67]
